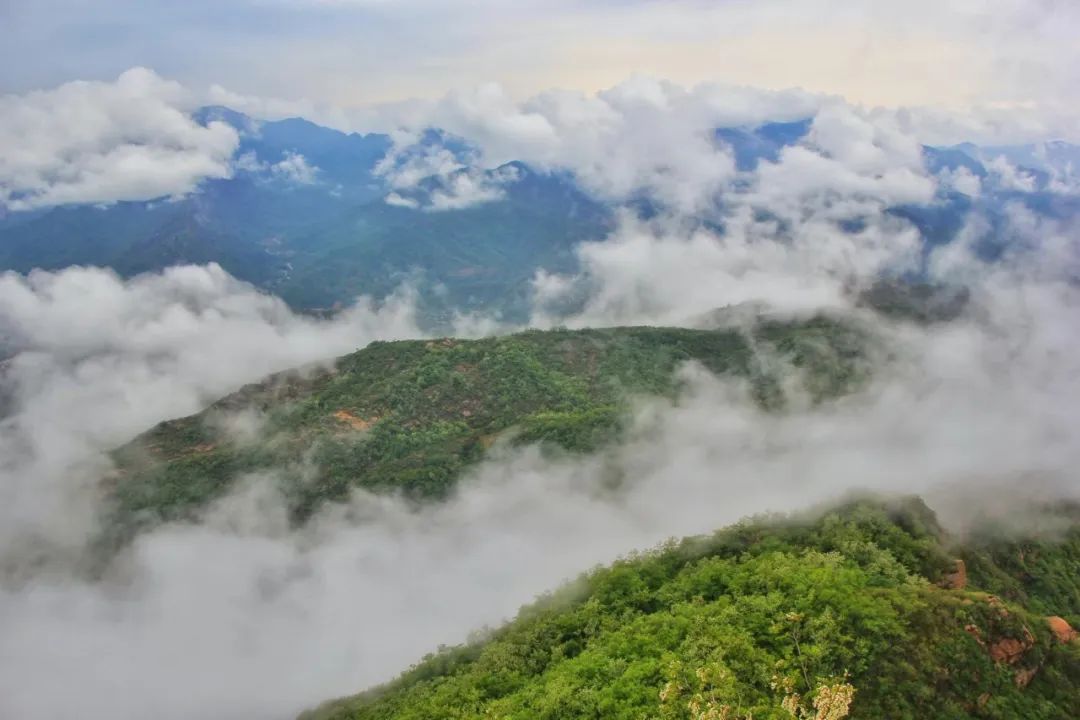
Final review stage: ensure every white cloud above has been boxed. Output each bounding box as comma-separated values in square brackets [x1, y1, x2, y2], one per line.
[985, 155, 1039, 193]
[270, 151, 319, 184]
[374, 134, 517, 211]
[937, 166, 982, 197]
[234, 150, 321, 185]
[517, 102, 935, 327]
[398, 78, 752, 213]
[531, 211, 921, 328]
[0, 15, 1078, 715]
[375, 138, 467, 190]
[0, 68, 239, 210]
[425, 169, 508, 211]
[0, 263, 422, 554]
[372, 79, 969, 220]
[9, 66, 1052, 226]
[206, 83, 359, 133]
[9, 0, 1078, 119]
[2, 256, 1080, 719]
[383, 191, 419, 209]
[0, 84, 1078, 713]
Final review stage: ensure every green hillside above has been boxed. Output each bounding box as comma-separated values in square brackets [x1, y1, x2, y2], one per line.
[303, 498, 1080, 720]
[270, 164, 612, 320]
[104, 317, 868, 544]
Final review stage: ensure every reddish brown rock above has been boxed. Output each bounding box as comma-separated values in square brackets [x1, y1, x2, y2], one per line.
[1047, 616, 1079, 643]
[941, 559, 968, 590]
[331, 409, 378, 431]
[1015, 667, 1038, 688]
[989, 626, 1035, 665]
[990, 638, 1028, 664]
[964, 623, 985, 646]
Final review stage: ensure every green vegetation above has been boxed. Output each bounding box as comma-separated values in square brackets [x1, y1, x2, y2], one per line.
[302, 498, 1080, 720]
[959, 505, 1080, 629]
[270, 166, 612, 320]
[105, 317, 868, 542]
[0, 157, 611, 325]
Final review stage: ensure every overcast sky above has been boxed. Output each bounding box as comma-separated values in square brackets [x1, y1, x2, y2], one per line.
[2, 0, 1078, 113]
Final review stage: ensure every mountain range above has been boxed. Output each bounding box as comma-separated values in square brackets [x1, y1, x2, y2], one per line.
[86, 303, 1080, 719]
[2, 108, 1078, 324]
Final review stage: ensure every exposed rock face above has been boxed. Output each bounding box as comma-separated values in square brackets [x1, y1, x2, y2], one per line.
[941, 559, 967, 590]
[1047, 616, 1079, 643]
[989, 634, 1033, 665]
[966, 600, 1035, 666]
[1015, 667, 1038, 688]
[331, 409, 378, 431]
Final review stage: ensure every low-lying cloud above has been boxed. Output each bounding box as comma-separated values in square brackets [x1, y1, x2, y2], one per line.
[0, 68, 239, 211]
[0, 263, 422, 561]
[1, 63, 1079, 720]
[1, 239, 1079, 719]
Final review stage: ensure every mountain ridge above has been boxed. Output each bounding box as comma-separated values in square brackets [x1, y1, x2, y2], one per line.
[3, 106, 1077, 320]
[102, 316, 869, 549]
[300, 496, 1080, 719]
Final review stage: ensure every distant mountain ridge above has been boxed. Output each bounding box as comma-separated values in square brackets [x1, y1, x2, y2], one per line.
[2, 107, 1077, 322]
[102, 316, 867, 549]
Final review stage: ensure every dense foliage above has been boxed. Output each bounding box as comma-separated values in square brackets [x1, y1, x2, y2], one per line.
[105, 317, 867, 543]
[302, 499, 1080, 720]
[960, 505, 1080, 629]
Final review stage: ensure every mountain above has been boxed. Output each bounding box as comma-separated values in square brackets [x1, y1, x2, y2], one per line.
[0, 108, 612, 323]
[302, 497, 1080, 719]
[714, 118, 813, 171]
[3, 107, 1078, 323]
[269, 161, 610, 317]
[103, 316, 868, 548]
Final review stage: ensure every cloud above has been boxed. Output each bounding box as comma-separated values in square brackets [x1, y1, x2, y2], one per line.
[5, 0, 1079, 122]
[516, 101, 935, 327]
[5, 65, 1073, 220]
[373, 133, 517, 211]
[760, 104, 935, 207]
[1, 255, 1079, 718]
[383, 191, 419, 209]
[234, 150, 321, 185]
[0, 88, 1079, 714]
[0, 21, 1078, 718]
[371, 79, 957, 222]
[0, 263, 423, 557]
[205, 82, 380, 134]
[394, 78, 760, 214]
[0, 68, 239, 210]
[425, 168, 509, 211]
[985, 155, 1040, 193]
[530, 211, 921, 328]
[271, 151, 320, 184]
[937, 166, 982, 197]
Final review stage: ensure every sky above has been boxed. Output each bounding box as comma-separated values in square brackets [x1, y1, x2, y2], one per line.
[3, 0, 1080, 213]
[2, 0, 1079, 113]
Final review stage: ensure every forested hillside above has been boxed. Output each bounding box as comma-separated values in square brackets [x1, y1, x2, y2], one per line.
[303, 498, 1080, 720]
[105, 317, 868, 544]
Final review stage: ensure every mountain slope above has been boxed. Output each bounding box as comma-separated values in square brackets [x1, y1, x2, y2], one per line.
[302, 498, 1080, 720]
[0, 112, 613, 321]
[270, 163, 612, 317]
[4, 106, 1077, 321]
[104, 317, 868, 544]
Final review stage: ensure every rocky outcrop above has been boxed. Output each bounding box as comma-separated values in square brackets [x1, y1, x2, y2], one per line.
[1047, 616, 1078, 643]
[988, 630, 1034, 665]
[940, 559, 967, 590]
